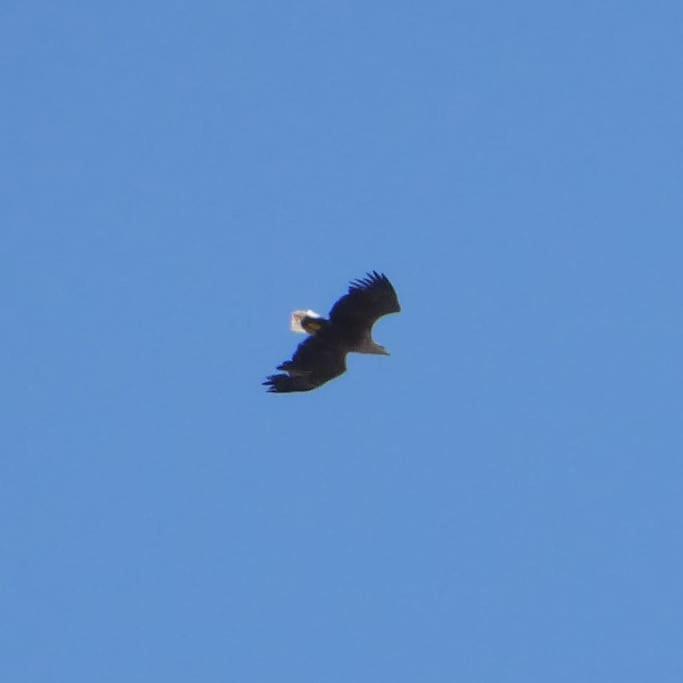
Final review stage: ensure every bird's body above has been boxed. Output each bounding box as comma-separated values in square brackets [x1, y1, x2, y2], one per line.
[263, 271, 400, 393]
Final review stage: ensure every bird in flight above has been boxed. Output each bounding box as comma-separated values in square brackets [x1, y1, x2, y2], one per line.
[263, 271, 401, 393]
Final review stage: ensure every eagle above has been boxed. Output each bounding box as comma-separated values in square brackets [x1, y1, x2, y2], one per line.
[263, 271, 401, 393]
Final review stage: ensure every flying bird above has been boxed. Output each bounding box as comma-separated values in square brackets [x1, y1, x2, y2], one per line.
[263, 271, 401, 393]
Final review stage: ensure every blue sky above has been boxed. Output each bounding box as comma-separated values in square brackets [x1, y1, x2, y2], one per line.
[3, 1, 682, 681]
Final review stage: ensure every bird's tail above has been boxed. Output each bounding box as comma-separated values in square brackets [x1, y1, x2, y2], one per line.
[290, 309, 322, 334]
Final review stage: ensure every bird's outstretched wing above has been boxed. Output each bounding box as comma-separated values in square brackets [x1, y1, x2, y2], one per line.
[328, 271, 401, 331]
[263, 334, 347, 393]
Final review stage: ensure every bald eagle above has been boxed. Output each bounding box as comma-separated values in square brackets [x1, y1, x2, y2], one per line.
[263, 271, 401, 393]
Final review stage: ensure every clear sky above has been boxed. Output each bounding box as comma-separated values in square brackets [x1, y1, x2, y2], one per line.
[3, 1, 682, 681]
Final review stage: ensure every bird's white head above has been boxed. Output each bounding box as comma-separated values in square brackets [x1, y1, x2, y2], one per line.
[290, 309, 322, 334]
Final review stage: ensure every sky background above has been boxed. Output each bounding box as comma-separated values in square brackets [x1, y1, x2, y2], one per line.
[2, 1, 682, 681]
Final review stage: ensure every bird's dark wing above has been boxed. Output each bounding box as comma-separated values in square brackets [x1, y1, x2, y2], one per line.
[328, 271, 401, 331]
[262, 374, 315, 392]
[263, 334, 347, 393]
